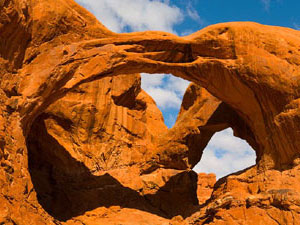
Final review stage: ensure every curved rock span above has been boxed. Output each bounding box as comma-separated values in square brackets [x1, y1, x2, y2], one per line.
[0, 0, 300, 224]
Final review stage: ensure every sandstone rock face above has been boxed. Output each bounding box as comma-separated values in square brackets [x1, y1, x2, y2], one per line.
[29, 73, 167, 173]
[1, 0, 300, 224]
[27, 72, 199, 222]
[197, 173, 216, 205]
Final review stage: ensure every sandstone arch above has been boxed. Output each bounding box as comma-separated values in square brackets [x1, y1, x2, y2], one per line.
[1, 0, 300, 224]
[15, 5, 299, 170]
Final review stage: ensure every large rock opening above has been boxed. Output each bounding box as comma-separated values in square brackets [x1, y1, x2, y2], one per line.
[26, 74, 201, 222]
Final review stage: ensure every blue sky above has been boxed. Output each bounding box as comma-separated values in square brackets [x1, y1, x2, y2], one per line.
[172, 0, 300, 36]
[75, 0, 299, 178]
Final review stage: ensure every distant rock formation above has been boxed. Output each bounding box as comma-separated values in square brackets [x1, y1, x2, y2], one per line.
[1, 0, 300, 224]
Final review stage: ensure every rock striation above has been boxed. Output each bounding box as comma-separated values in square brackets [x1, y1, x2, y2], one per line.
[0, 0, 300, 224]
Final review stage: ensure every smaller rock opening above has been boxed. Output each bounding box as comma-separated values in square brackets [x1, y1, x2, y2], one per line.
[193, 128, 256, 180]
[193, 128, 256, 205]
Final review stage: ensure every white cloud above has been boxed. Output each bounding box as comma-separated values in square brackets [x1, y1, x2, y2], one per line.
[141, 73, 190, 110]
[75, 0, 183, 33]
[187, 4, 202, 24]
[193, 128, 256, 179]
[261, 0, 271, 10]
[146, 87, 182, 109]
[141, 73, 166, 89]
[166, 75, 190, 96]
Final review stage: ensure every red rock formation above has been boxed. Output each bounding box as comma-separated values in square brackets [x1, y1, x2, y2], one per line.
[1, 0, 300, 224]
[197, 173, 216, 205]
[26, 72, 199, 222]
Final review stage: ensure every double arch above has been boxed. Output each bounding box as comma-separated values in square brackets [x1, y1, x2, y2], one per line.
[19, 22, 300, 171]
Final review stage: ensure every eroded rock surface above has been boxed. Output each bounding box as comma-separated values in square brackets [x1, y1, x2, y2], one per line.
[197, 173, 216, 205]
[1, 0, 300, 224]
